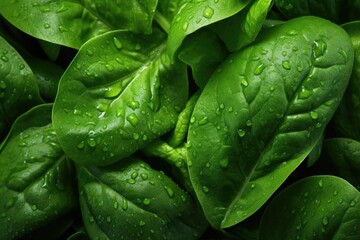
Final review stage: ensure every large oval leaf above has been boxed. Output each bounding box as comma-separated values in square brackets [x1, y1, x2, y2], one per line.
[187, 16, 354, 228]
[77, 158, 207, 239]
[53, 29, 188, 166]
[259, 175, 360, 240]
[0, 35, 43, 140]
[0, 104, 76, 240]
[0, 0, 158, 49]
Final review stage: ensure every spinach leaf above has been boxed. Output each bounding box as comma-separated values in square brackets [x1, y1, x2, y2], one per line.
[53, 29, 188, 166]
[0, 0, 158, 49]
[26, 57, 64, 102]
[274, 0, 345, 23]
[0, 104, 76, 240]
[187, 16, 354, 229]
[178, 29, 228, 89]
[167, 0, 252, 58]
[332, 21, 360, 141]
[323, 138, 360, 190]
[0, 35, 43, 140]
[77, 157, 207, 239]
[259, 175, 360, 240]
[210, 0, 273, 52]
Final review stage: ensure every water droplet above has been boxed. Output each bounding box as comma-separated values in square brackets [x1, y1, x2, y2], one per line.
[282, 51, 287, 56]
[113, 37, 123, 50]
[113, 201, 118, 209]
[350, 200, 356, 207]
[251, 184, 255, 189]
[131, 171, 138, 179]
[205, 162, 211, 168]
[246, 120, 252, 126]
[1, 56, 9, 62]
[140, 173, 148, 180]
[139, 220, 146, 226]
[312, 39, 327, 59]
[198, 117, 208, 125]
[190, 116, 196, 124]
[203, 6, 214, 19]
[58, 25, 67, 32]
[87, 137, 97, 148]
[202, 185, 209, 193]
[241, 79, 248, 87]
[127, 179, 136, 184]
[286, 29, 297, 36]
[86, 49, 94, 56]
[77, 141, 85, 149]
[165, 186, 174, 198]
[182, 21, 189, 31]
[105, 64, 114, 71]
[121, 199, 128, 210]
[106, 216, 112, 223]
[127, 113, 139, 127]
[44, 23, 51, 29]
[310, 111, 318, 120]
[282, 60, 291, 70]
[298, 86, 313, 99]
[143, 198, 151, 205]
[133, 133, 140, 140]
[219, 158, 228, 168]
[31, 205, 37, 211]
[89, 216, 95, 223]
[237, 129, 246, 138]
[254, 63, 265, 75]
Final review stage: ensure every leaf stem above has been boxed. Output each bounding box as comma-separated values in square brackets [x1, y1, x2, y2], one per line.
[154, 11, 170, 34]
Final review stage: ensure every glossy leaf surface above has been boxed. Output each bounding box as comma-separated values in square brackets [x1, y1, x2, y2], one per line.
[0, 35, 43, 140]
[187, 16, 354, 228]
[333, 21, 360, 141]
[77, 158, 206, 239]
[211, 0, 273, 52]
[53, 29, 188, 166]
[259, 176, 360, 240]
[0, 0, 158, 49]
[167, 0, 252, 58]
[0, 104, 76, 239]
[323, 138, 360, 190]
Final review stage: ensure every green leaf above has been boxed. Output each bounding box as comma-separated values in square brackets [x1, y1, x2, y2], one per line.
[26, 57, 64, 102]
[77, 158, 207, 239]
[323, 138, 360, 190]
[0, 104, 76, 240]
[187, 16, 354, 229]
[259, 175, 360, 240]
[0, 35, 43, 140]
[178, 29, 228, 88]
[210, 0, 273, 52]
[53, 29, 188, 166]
[0, 0, 158, 49]
[274, 0, 345, 23]
[333, 21, 360, 141]
[167, 0, 252, 58]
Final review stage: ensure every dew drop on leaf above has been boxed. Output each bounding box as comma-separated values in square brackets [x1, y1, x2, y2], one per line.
[203, 6, 214, 19]
[121, 199, 128, 210]
[282, 60, 291, 70]
[310, 111, 318, 120]
[202, 186, 209, 193]
[165, 186, 174, 198]
[254, 63, 265, 75]
[113, 37, 122, 50]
